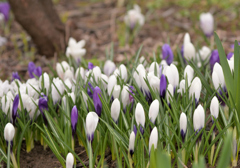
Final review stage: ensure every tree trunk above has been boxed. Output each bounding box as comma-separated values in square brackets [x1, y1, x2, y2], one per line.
[8, 0, 66, 57]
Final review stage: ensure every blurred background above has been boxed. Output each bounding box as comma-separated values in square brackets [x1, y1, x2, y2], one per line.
[0, 0, 240, 80]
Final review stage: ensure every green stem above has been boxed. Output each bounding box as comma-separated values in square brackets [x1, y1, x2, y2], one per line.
[210, 132, 215, 165]
[10, 152, 18, 168]
[89, 142, 93, 168]
[7, 142, 10, 168]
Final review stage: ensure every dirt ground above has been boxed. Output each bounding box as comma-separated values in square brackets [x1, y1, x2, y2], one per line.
[1, 0, 240, 167]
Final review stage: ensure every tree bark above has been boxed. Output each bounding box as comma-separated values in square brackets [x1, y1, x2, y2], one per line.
[8, 0, 66, 57]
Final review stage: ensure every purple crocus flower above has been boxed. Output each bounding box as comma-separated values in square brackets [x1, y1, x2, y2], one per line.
[209, 50, 219, 71]
[227, 52, 233, 60]
[71, 105, 78, 137]
[38, 95, 48, 124]
[160, 74, 167, 99]
[12, 72, 21, 81]
[0, 2, 10, 21]
[12, 94, 19, 126]
[28, 62, 42, 78]
[93, 86, 102, 117]
[162, 44, 174, 65]
[88, 62, 95, 70]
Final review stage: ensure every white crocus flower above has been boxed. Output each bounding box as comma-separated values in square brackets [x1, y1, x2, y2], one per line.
[180, 112, 187, 141]
[149, 62, 160, 77]
[166, 84, 174, 105]
[26, 78, 40, 100]
[193, 105, 205, 131]
[107, 75, 117, 96]
[4, 123, 15, 142]
[198, 46, 211, 61]
[103, 60, 116, 76]
[149, 127, 158, 154]
[121, 85, 130, 110]
[133, 64, 145, 89]
[199, 13, 214, 37]
[129, 131, 136, 156]
[0, 80, 10, 97]
[51, 78, 65, 104]
[149, 99, 159, 124]
[82, 91, 88, 108]
[183, 33, 191, 44]
[111, 98, 121, 123]
[66, 153, 74, 168]
[1, 91, 13, 119]
[56, 61, 74, 80]
[92, 66, 102, 82]
[184, 42, 196, 60]
[112, 85, 121, 99]
[119, 64, 128, 82]
[135, 103, 145, 128]
[163, 64, 179, 89]
[86, 112, 99, 142]
[177, 80, 186, 95]
[101, 74, 108, 90]
[189, 77, 202, 104]
[139, 56, 147, 66]
[210, 96, 219, 119]
[64, 69, 74, 81]
[66, 37, 86, 63]
[124, 4, 145, 29]
[0, 36, 7, 47]
[148, 72, 160, 93]
[39, 73, 50, 95]
[212, 63, 225, 90]
[184, 65, 194, 85]
[75, 67, 85, 80]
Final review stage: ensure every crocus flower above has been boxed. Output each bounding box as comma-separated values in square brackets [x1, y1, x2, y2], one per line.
[135, 103, 145, 134]
[101, 74, 108, 90]
[121, 85, 130, 111]
[149, 62, 160, 77]
[177, 80, 186, 95]
[39, 72, 50, 95]
[112, 85, 121, 99]
[162, 44, 174, 65]
[0, 2, 10, 21]
[209, 50, 219, 71]
[184, 42, 196, 60]
[193, 104, 205, 136]
[0, 80, 10, 97]
[107, 75, 117, 96]
[38, 94, 48, 124]
[189, 77, 202, 105]
[124, 4, 145, 29]
[139, 56, 147, 66]
[149, 99, 159, 124]
[12, 94, 19, 126]
[227, 52, 233, 60]
[92, 66, 102, 82]
[210, 96, 219, 120]
[200, 12, 214, 37]
[198, 46, 211, 61]
[4, 123, 15, 151]
[66, 37, 86, 63]
[12, 72, 20, 81]
[28, 62, 42, 78]
[51, 78, 65, 104]
[129, 131, 136, 157]
[88, 62, 94, 70]
[86, 112, 99, 143]
[133, 64, 145, 89]
[148, 73, 160, 94]
[104, 60, 116, 76]
[163, 63, 179, 90]
[129, 86, 135, 103]
[180, 112, 187, 142]
[71, 106, 78, 137]
[184, 65, 194, 85]
[148, 127, 158, 154]
[111, 98, 121, 123]
[75, 67, 85, 80]
[160, 74, 167, 99]
[93, 86, 102, 117]
[26, 78, 40, 100]
[66, 153, 74, 168]
[56, 61, 73, 80]
[119, 64, 128, 82]
[1, 91, 13, 119]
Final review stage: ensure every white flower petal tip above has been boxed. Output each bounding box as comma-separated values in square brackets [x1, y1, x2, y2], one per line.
[66, 153, 74, 168]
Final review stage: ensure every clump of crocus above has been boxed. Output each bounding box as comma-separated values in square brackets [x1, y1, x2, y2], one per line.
[93, 86, 102, 117]
[199, 12, 214, 37]
[66, 153, 74, 168]
[28, 62, 42, 78]
[66, 37, 86, 64]
[135, 103, 145, 134]
[111, 98, 121, 124]
[148, 127, 158, 155]
[124, 4, 144, 30]
[86, 112, 99, 143]
[129, 131, 136, 157]
[162, 44, 174, 65]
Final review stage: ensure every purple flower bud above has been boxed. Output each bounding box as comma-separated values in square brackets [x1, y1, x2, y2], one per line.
[209, 50, 219, 71]
[33, 66, 42, 77]
[28, 62, 36, 78]
[160, 74, 167, 99]
[0, 2, 10, 21]
[12, 94, 19, 126]
[227, 52, 233, 60]
[93, 86, 102, 117]
[133, 125, 137, 136]
[88, 62, 95, 70]
[87, 82, 94, 99]
[38, 95, 48, 124]
[12, 72, 21, 81]
[71, 105, 78, 137]
[162, 44, 174, 65]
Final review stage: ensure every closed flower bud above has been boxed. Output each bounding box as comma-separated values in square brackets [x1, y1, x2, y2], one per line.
[64, 69, 74, 81]
[210, 96, 219, 119]
[12, 94, 19, 125]
[112, 85, 121, 99]
[177, 80, 186, 95]
[1, 91, 13, 119]
[160, 74, 167, 98]
[198, 46, 211, 61]
[148, 72, 160, 93]
[71, 106, 78, 137]
[104, 60, 116, 76]
[4, 123, 15, 142]
[111, 98, 121, 123]
[107, 75, 117, 96]
[121, 85, 130, 110]
[135, 103, 145, 134]
[193, 105, 205, 131]
[39, 72, 50, 95]
[180, 112, 187, 142]
[66, 152, 74, 168]
[75, 67, 85, 80]
[119, 64, 128, 82]
[101, 74, 108, 90]
[189, 77, 202, 104]
[51, 78, 65, 104]
[200, 13, 214, 37]
[82, 91, 88, 108]
[183, 42, 196, 60]
[212, 63, 225, 90]
[163, 64, 179, 89]
[129, 131, 136, 157]
[149, 127, 158, 154]
[56, 61, 73, 80]
[184, 65, 194, 85]
[12, 72, 20, 81]
[92, 66, 102, 82]
[162, 44, 174, 65]
[149, 62, 160, 77]
[86, 112, 99, 143]
[149, 99, 159, 124]
[93, 86, 102, 117]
